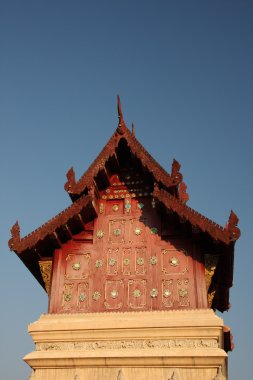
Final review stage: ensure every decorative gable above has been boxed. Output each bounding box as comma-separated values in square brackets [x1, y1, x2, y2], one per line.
[9, 96, 240, 313]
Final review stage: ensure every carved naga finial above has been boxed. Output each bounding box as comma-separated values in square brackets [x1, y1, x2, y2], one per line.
[64, 167, 76, 192]
[171, 159, 183, 184]
[117, 95, 126, 134]
[225, 210, 240, 241]
[9, 221, 21, 249]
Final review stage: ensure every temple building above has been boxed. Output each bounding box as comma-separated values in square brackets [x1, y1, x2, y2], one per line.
[9, 97, 240, 380]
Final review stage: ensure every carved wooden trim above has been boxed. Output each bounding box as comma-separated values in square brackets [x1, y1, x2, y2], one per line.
[205, 254, 219, 291]
[153, 187, 240, 244]
[9, 194, 96, 253]
[64, 125, 182, 198]
[38, 260, 52, 294]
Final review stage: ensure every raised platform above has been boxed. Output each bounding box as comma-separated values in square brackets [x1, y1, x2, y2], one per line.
[25, 309, 227, 380]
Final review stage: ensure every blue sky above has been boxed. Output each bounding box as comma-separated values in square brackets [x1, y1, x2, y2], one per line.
[0, 1, 252, 379]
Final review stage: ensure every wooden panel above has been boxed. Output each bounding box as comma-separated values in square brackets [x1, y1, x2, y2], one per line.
[104, 280, 124, 310]
[49, 174, 207, 313]
[128, 279, 147, 309]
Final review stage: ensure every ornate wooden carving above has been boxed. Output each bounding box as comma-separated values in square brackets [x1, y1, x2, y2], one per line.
[9, 195, 96, 253]
[38, 260, 52, 293]
[153, 187, 240, 244]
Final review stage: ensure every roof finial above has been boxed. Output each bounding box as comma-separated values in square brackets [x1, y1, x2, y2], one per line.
[131, 123, 135, 136]
[8, 220, 21, 250]
[117, 95, 126, 134]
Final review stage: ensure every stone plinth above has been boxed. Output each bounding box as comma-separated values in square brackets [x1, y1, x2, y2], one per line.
[25, 309, 227, 380]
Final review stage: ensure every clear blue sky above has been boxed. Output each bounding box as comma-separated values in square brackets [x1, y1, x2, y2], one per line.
[0, 1, 252, 379]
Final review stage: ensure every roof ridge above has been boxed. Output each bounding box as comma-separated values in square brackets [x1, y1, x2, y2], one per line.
[65, 125, 183, 198]
[153, 186, 240, 244]
[9, 194, 94, 253]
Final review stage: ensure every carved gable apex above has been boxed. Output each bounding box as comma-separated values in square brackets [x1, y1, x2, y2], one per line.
[64, 96, 183, 201]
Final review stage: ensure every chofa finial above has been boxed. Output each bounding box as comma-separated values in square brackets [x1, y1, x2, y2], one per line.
[117, 95, 126, 133]
[8, 221, 21, 250]
[225, 210, 240, 241]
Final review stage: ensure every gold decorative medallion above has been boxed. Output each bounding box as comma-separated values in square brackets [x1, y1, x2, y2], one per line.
[170, 257, 179, 266]
[134, 227, 142, 235]
[79, 293, 87, 302]
[95, 260, 102, 268]
[72, 262, 81, 271]
[113, 228, 121, 236]
[92, 291, 101, 301]
[150, 256, 158, 265]
[179, 288, 188, 297]
[133, 289, 141, 298]
[96, 230, 105, 239]
[64, 293, 72, 302]
[163, 289, 172, 298]
[110, 290, 118, 299]
[150, 288, 158, 298]
[109, 258, 117, 266]
[136, 257, 144, 265]
[123, 258, 130, 265]
[112, 204, 119, 212]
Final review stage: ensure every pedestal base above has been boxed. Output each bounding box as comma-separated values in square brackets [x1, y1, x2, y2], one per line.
[25, 309, 227, 380]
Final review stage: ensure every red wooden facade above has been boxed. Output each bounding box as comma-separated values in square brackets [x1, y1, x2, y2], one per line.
[9, 96, 240, 315]
[49, 173, 207, 313]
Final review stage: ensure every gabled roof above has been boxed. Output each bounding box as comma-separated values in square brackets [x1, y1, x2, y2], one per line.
[9, 194, 97, 254]
[153, 186, 240, 244]
[64, 96, 185, 201]
[9, 96, 240, 311]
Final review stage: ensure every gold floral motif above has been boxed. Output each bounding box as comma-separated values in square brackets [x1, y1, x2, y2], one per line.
[112, 204, 119, 212]
[96, 230, 105, 239]
[79, 293, 87, 302]
[133, 289, 141, 298]
[95, 260, 102, 268]
[179, 288, 188, 297]
[110, 290, 118, 299]
[123, 258, 130, 265]
[170, 257, 179, 266]
[64, 293, 72, 302]
[109, 258, 117, 266]
[113, 228, 121, 236]
[163, 289, 172, 298]
[92, 291, 101, 301]
[150, 256, 157, 265]
[72, 262, 81, 271]
[150, 288, 158, 298]
[134, 227, 142, 235]
[136, 257, 144, 265]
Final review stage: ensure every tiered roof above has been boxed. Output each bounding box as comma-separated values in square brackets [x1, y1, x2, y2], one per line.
[9, 96, 240, 311]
